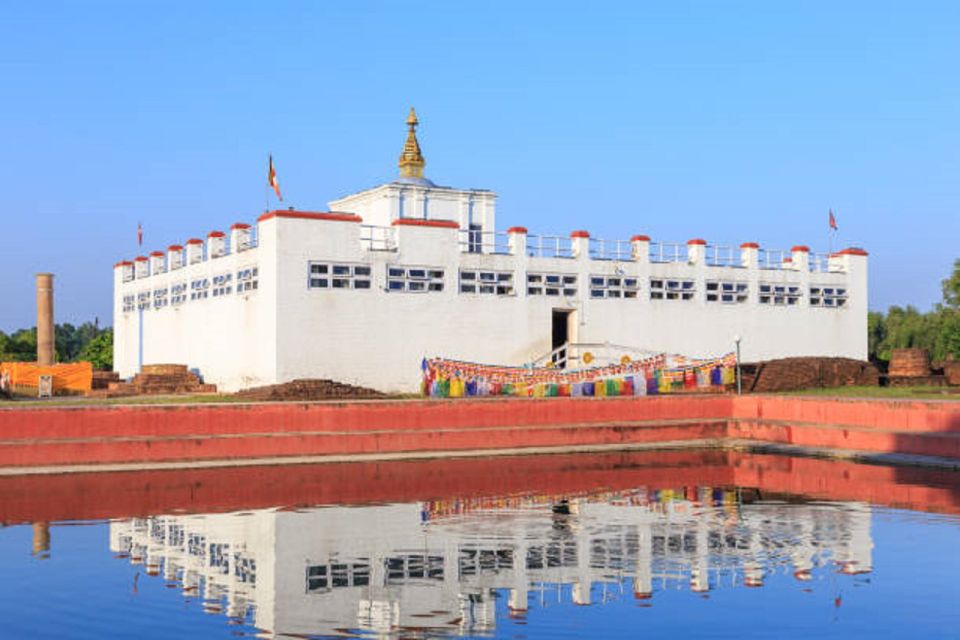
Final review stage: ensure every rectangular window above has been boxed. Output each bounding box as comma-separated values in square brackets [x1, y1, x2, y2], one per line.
[307, 262, 370, 290]
[705, 280, 748, 304]
[235, 266, 259, 294]
[170, 282, 187, 306]
[212, 272, 232, 297]
[189, 278, 210, 301]
[810, 285, 847, 308]
[122, 294, 135, 313]
[527, 272, 577, 297]
[460, 269, 514, 295]
[152, 288, 169, 309]
[759, 282, 802, 306]
[649, 278, 695, 301]
[590, 274, 639, 299]
[386, 266, 445, 293]
[137, 290, 151, 310]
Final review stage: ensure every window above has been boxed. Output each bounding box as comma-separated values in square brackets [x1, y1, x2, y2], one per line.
[459, 269, 514, 295]
[590, 274, 638, 299]
[468, 223, 482, 254]
[706, 280, 748, 304]
[122, 294, 135, 313]
[810, 285, 847, 308]
[385, 555, 445, 584]
[649, 278, 695, 301]
[527, 272, 578, 297]
[171, 282, 187, 306]
[306, 561, 371, 592]
[152, 288, 169, 309]
[212, 273, 232, 297]
[237, 266, 259, 293]
[308, 262, 370, 290]
[190, 278, 210, 301]
[386, 266, 444, 292]
[137, 290, 151, 310]
[759, 282, 802, 306]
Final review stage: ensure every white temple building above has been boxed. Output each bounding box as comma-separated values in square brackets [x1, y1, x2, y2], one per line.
[113, 109, 868, 392]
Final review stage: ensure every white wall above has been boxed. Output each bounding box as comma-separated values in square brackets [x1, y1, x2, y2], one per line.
[329, 182, 497, 233]
[115, 212, 867, 393]
[113, 229, 277, 391]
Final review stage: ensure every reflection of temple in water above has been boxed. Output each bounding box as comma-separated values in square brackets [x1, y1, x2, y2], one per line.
[109, 487, 873, 637]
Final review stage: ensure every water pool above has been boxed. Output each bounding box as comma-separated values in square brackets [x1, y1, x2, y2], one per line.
[1, 450, 959, 639]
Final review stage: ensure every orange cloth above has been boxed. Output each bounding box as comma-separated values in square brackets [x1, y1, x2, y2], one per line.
[0, 361, 93, 392]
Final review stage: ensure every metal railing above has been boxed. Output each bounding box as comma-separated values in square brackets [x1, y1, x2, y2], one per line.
[589, 238, 633, 261]
[459, 229, 511, 255]
[649, 242, 689, 264]
[361, 225, 397, 251]
[705, 244, 741, 267]
[808, 252, 845, 273]
[529, 342, 664, 369]
[526, 234, 574, 259]
[757, 249, 789, 270]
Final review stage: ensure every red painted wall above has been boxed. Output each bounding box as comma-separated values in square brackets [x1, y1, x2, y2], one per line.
[1, 395, 959, 470]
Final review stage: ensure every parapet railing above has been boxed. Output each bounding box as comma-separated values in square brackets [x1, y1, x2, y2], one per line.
[527, 234, 574, 259]
[758, 249, 789, 270]
[589, 238, 633, 261]
[121, 215, 859, 281]
[361, 225, 397, 252]
[459, 229, 510, 255]
[649, 242, 689, 264]
[705, 244, 741, 267]
[809, 252, 840, 273]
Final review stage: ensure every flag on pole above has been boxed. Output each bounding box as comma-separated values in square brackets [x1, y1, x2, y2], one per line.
[828, 209, 838, 231]
[268, 155, 282, 201]
[137, 222, 143, 246]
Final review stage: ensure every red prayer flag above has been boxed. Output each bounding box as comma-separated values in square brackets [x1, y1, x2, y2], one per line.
[137, 222, 143, 246]
[829, 209, 838, 231]
[268, 155, 283, 201]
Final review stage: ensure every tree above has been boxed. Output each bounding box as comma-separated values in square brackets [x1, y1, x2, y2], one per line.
[867, 311, 886, 362]
[77, 329, 113, 370]
[943, 258, 960, 310]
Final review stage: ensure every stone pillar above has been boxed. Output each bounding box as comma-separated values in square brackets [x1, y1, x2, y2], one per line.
[36, 273, 55, 366]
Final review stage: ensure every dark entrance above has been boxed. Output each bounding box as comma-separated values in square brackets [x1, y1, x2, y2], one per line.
[552, 309, 572, 368]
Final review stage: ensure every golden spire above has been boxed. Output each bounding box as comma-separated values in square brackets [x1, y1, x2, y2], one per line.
[398, 107, 426, 179]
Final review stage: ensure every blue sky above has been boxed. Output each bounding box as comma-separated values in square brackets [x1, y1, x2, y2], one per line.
[1, 1, 957, 331]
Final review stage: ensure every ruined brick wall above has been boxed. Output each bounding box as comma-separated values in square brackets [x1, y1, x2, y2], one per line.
[741, 357, 879, 393]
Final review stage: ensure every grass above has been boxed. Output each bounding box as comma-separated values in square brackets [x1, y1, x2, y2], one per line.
[785, 385, 960, 400]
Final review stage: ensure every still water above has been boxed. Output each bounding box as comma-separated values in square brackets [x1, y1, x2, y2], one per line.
[2, 450, 960, 639]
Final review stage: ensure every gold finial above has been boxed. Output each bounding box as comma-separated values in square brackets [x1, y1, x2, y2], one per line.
[398, 107, 425, 179]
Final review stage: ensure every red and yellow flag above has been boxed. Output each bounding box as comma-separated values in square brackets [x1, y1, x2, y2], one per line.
[268, 155, 282, 201]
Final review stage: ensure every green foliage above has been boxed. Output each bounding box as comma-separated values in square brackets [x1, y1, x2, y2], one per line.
[77, 329, 113, 370]
[0, 322, 112, 368]
[870, 260, 960, 363]
[0, 327, 37, 362]
[943, 258, 960, 309]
